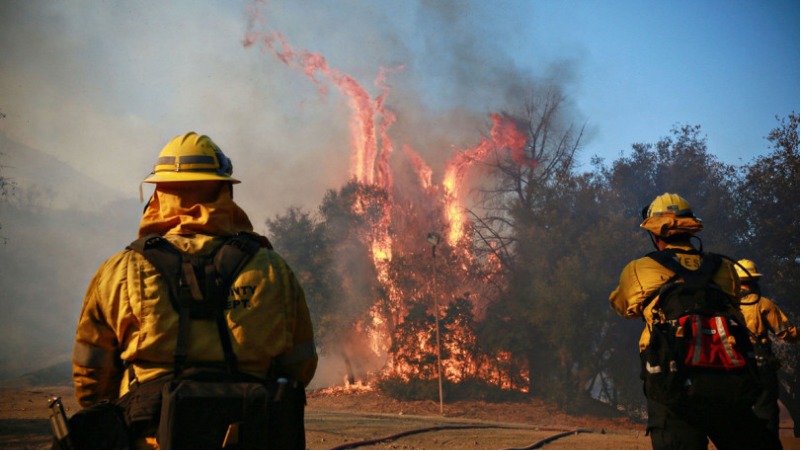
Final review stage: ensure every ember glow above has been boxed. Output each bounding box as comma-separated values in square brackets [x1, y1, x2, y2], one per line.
[245, 4, 535, 392]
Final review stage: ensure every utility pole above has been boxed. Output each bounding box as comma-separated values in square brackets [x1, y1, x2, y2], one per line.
[426, 231, 444, 416]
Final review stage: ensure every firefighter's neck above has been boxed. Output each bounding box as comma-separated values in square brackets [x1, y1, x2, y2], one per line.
[652, 234, 695, 252]
[653, 235, 669, 251]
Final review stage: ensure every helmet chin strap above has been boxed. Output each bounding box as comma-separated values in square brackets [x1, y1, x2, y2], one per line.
[648, 232, 660, 251]
[690, 235, 703, 252]
[142, 194, 153, 214]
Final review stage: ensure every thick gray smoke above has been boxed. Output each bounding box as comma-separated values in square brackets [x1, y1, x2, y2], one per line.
[0, 0, 581, 382]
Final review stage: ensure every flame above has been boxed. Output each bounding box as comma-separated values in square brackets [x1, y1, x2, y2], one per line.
[367, 304, 389, 357]
[442, 114, 529, 245]
[245, 19, 399, 190]
[404, 145, 433, 190]
[244, 3, 536, 393]
[313, 380, 374, 396]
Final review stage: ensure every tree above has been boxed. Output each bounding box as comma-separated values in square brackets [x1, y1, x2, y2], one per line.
[265, 207, 341, 352]
[476, 119, 747, 412]
[592, 125, 746, 413]
[471, 85, 593, 406]
[734, 112, 800, 434]
[735, 113, 799, 307]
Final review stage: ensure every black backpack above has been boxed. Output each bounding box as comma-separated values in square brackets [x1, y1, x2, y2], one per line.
[639, 249, 761, 409]
[123, 233, 306, 450]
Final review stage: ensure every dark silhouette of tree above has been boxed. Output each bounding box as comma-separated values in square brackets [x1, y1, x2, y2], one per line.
[387, 300, 440, 380]
[470, 86, 602, 409]
[734, 112, 799, 435]
[262, 105, 797, 425]
[735, 113, 799, 307]
[265, 207, 341, 352]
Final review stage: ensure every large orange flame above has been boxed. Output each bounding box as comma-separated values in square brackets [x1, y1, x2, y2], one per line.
[404, 145, 433, 191]
[244, 3, 535, 392]
[442, 113, 528, 245]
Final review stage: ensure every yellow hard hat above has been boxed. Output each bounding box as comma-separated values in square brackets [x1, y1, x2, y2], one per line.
[642, 193, 694, 219]
[143, 132, 240, 184]
[735, 259, 762, 280]
[639, 193, 703, 237]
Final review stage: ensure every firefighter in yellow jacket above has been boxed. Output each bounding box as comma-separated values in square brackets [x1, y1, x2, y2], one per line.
[609, 193, 770, 449]
[736, 258, 799, 443]
[72, 132, 317, 448]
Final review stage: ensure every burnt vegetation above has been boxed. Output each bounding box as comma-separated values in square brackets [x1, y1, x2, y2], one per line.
[265, 108, 799, 420]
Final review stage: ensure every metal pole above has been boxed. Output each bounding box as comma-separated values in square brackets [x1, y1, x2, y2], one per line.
[432, 241, 444, 416]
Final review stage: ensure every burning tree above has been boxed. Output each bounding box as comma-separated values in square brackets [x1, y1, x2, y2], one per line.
[469, 88, 612, 409]
[252, 7, 798, 424]
[248, 2, 614, 405]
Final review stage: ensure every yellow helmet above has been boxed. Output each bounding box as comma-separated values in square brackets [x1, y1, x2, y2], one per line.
[143, 132, 240, 184]
[735, 259, 762, 280]
[640, 192, 703, 237]
[642, 193, 694, 219]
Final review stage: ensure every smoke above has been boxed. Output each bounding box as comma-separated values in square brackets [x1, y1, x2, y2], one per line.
[0, 0, 583, 380]
[0, 0, 581, 218]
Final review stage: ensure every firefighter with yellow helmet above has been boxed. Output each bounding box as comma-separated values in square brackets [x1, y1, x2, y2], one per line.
[71, 132, 317, 449]
[609, 193, 771, 449]
[736, 258, 798, 443]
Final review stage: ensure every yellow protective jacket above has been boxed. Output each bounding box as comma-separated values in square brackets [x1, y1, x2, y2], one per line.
[739, 292, 798, 344]
[609, 243, 742, 352]
[72, 183, 317, 407]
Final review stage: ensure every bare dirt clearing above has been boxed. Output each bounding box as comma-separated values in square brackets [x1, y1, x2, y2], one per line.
[305, 388, 651, 449]
[305, 389, 650, 449]
[0, 384, 796, 449]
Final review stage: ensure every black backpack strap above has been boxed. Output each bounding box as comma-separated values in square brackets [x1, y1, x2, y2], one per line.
[643, 249, 723, 310]
[127, 235, 184, 313]
[213, 233, 263, 288]
[738, 289, 761, 306]
[174, 255, 198, 376]
[205, 233, 263, 375]
[646, 249, 721, 284]
[127, 233, 265, 377]
[642, 250, 687, 309]
[646, 248, 697, 275]
[646, 250, 740, 320]
[720, 255, 763, 306]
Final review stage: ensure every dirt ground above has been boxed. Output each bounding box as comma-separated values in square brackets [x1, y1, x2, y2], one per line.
[0, 384, 797, 450]
[304, 386, 651, 450]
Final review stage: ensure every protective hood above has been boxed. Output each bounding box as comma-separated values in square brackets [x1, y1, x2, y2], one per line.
[138, 182, 253, 237]
[639, 215, 703, 238]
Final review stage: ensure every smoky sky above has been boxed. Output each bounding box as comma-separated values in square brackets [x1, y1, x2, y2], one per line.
[0, 0, 796, 383]
[0, 0, 582, 228]
[0, 0, 580, 380]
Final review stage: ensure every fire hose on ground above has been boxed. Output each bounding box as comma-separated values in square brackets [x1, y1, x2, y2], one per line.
[329, 424, 595, 450]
